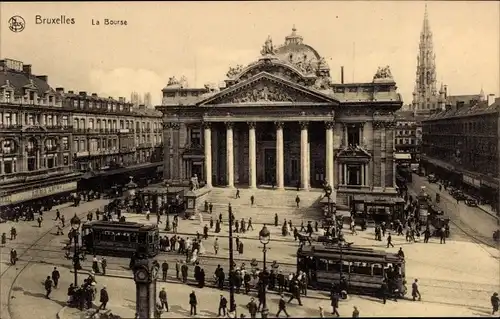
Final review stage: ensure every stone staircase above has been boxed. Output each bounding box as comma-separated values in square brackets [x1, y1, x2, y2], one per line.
[201, 187, 325, 223]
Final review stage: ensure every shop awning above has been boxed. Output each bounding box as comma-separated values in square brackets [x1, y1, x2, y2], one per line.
[394, 153, 412, 160]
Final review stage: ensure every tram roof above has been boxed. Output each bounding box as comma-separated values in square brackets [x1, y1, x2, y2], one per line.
[299, 244, 402, 263]
[82, 221, 158, 231]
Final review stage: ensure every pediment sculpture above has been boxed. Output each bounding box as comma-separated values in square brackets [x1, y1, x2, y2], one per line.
[374, 65, 393, 80]
[230, 85, 294, 103]
[226, 64, 243, 79]
[260, 36, 275, 56]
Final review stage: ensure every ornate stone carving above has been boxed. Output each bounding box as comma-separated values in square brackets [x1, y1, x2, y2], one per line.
[260, 36, 275, 56]
[324, 121, 335, 129]
[384, 121, 396, 129]
[373, 66, 393, 80]
[171, 123, 181, 130]
[167, 76, 179, 86]
[202, 122, 211, 129]
[299, 121, 309, 130]
[274, 121, 284, 129]
[372, 121, 385, 129]
[247, 121, 256, 129]
[230, 84, 294, 103]
[226, 65, 244, 79]
[162, 122, 172, 129]
[225, 122, 234, 129]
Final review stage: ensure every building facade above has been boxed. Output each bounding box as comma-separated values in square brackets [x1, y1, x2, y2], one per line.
[421, 95, 499, 212]
[157, 28, 403, 207]
[0, 58, 163, 207]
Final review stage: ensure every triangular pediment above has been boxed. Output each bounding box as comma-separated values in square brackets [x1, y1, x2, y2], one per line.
[197, 72, 338, 106]
[337, 146, 371, 160]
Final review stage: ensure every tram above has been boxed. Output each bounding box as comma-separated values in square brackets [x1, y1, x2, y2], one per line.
[297, 244, 406, 297]
[81, 221, 160, 257]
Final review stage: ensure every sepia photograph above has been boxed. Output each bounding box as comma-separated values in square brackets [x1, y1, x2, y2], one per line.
[0, 1, 499, 318]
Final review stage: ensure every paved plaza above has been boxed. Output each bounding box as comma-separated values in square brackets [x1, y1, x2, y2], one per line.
[1, 182, 499, 319]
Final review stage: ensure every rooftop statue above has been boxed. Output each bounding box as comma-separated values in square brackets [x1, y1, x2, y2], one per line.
[226, 64, 243, 78]
[260, 36, 275, 56]
[179, 76, 188, 88]
[167, 76, 180, 86]
[374, 65, 393, 80]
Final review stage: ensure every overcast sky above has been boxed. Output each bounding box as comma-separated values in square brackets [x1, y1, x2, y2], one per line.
[2, 1, 498, 106]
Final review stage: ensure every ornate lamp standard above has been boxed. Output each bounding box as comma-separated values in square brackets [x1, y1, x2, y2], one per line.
[228, 204, 236, 315]
[164, 182, 171, 231]
[259, 224, 271, 319]
[125, 176, 138, 205]
[70, 214, 82, 286]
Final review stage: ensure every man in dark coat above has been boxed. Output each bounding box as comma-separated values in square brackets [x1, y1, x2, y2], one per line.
[246, 297, 258, 318]
[181, 262, 189, 283]
[203, 224, 209, 240]
[218, 295, 228, 317]
[44, 276, 53, 299]
[276, 295, 289, 318]
[99, 286, 109, 310]
[189, 290, 197, 316]
[51, 267, 60, 288]
[274, 213, 279, 227]
[159, 287, 169, 311]
[162, 261, 169, 281]
[331, 291, 340, 317]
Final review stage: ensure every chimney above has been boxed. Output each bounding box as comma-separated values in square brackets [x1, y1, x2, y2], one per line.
[22, 64, 32, 74]
[68, 90, 74, 94]
[36, 75, 48, 82]
[456, 101, 465, 109]
[91, 93, 98, 97]
[487, 94, 496, 106]
[79, 91, 87, 97]
[341, 66, 344, 84]
[55, 87, 64, 94]
[118, 97, 125, 103]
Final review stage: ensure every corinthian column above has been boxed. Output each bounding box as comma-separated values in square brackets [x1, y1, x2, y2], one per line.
[300, 121, 309, 190]
[203, 122, 212, 188]
[248, 122, 257, 189]
[275, 121, 284, 189]
[325, 121, 334, 186]
[226, 122, 235, 188]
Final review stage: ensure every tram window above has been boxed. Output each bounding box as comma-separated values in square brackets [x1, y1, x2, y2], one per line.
[130, 233, 138, 243]
[317, 258, 328, 271]
[138, 233, 147, 244]
[372, 264, 384, 276]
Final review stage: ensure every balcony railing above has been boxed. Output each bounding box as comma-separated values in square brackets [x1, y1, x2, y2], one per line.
[0, 97, 63, 108]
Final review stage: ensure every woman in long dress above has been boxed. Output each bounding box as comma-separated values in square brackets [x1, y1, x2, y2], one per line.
[190, 249, 199, 264]
[198, 240, 206, 255]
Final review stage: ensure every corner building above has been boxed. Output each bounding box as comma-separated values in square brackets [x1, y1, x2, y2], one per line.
[157, 28, 403, 207]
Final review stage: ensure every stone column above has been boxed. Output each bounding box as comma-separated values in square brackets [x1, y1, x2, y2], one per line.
[381, 123, 386, 188]
[226, 122, 235, 188]
[361, 163, 365, 186]
[171, 123, 181, 181]
[300, 121, 309, 190]
[275, 121, 285, 189]
[162, 123, 171, 180]
[204, 122, 212, 188]
[325, 121, 334, 186]
[248, 122, 257, 189]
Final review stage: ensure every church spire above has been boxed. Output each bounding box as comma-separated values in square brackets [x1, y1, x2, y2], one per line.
[412, 4, 439, 114]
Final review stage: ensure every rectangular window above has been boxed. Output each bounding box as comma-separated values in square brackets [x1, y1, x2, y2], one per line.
[79, 140, 85, 151]
[120, 120, 124, 129]
[190, 129, 201, 146]
[347, 164, 361, 186]
[47, 156, 55, 169]
[4, 159, 15, 174]
[63, 155, 69, 166]
[62, 137, 69, 150]
[347, 125, 360, 146]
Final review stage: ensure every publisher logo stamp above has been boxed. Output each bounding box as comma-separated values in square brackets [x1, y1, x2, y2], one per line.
[8, 15, 25, 32]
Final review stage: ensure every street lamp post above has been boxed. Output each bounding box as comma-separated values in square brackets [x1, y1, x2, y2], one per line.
[70, 214, 82, 286]
[228, 204, 236, 314]
[259, 224, 271, 319]
[164, 183, 171, 231]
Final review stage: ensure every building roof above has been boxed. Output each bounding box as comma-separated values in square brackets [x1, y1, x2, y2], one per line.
[446, 94, 482, 106]
[132, 107, 162, 117]
[0, 69, 52, 95]
[425, 98, 499, 121]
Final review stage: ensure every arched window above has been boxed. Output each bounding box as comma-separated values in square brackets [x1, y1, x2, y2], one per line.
[1, 139, 17, 155]
[45, 138, 58, 152]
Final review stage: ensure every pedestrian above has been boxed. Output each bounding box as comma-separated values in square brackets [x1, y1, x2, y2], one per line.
[203, 224, 209, 240]
[44, 276, 53, 298]
[412, 279, 421, 301]
[1, 233, 6, 246]
[331, 291, 340, 317]
[159, 287, 169, 312]
[175, 260, 180, 280]
[10, 249, 17, 265]
[218, 295, 228, 316]
[319, 306, 325, 318]
[101, 257, 107, 275]
[37, 215, 43, 227]
[247, 297, 258, 318]
[295, 195, 300, 208]
[162, 261, 169, 281]
[380, 280, 388, 304]
[274, 213, 279, 227]
[181, 261, 189, 283]
[92, 255, 100, 273]
[51, 267, 60, 288]
[209, 202, 213, 214]
[99, 286, 109, 310]
[235, 189, 240, 199]
[214, 237, 219, 254]
[387, 233, 394, 248]
[276, 295, 290, 318]
[189, 290, 197, 316]
[352, 306, 360, 318]
[440, 227, 446, 244]
[247, 217, 253, 231]
[250, 195, 255, 206]
[491, 292, 499, 315]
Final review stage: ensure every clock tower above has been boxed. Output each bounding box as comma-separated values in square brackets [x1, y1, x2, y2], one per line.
[132, 250, 160, 319]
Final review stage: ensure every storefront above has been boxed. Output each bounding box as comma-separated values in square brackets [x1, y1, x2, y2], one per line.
[480, 178, 499, 213]
[0, 181, 78, 207]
